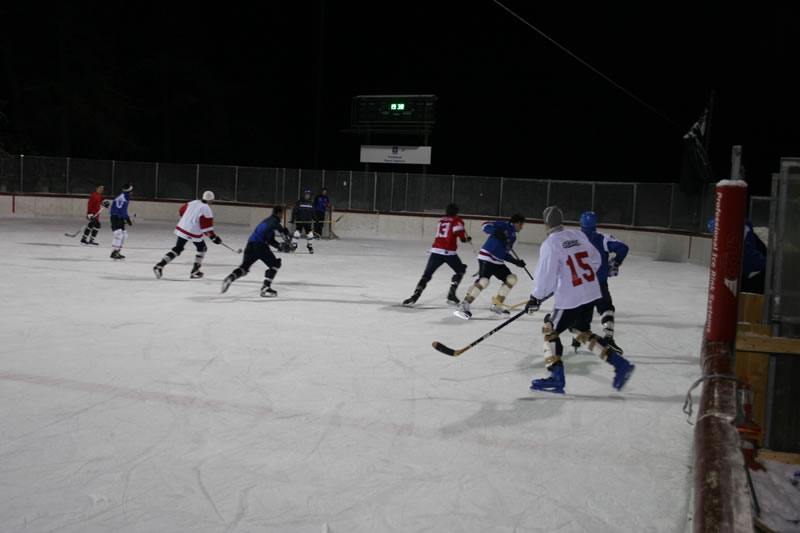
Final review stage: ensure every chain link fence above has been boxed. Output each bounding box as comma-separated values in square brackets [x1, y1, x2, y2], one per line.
[0, 153, 716, 231]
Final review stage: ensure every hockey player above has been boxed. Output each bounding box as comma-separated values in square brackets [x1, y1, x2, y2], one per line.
[221, 205, 289, 297]
[570, 211, 629, 354]
[109, 183, 133, 260]
[291, 188, 315, 253]
[313, 187, 330, 237]
[402, 203, 471, 307]
[525, 206, 634, 394]
[454, 213, 527, 319]
[153, 191, 223, 279]
[81, 183, 109, 245]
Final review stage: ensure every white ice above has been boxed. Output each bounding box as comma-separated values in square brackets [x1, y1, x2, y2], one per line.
[0, 215, 710, 532]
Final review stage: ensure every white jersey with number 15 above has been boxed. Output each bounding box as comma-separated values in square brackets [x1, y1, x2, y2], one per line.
[532, 228, 602, 310]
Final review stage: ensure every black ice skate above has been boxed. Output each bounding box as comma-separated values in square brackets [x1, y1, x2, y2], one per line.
[190, 263, 203, 279]
[403, 291, 421, 307]
[153, 265, 163, 279]
[260, 286, 277, 297]
[87, 240, 99, 246]
[604, 337, 624, 355]
[446, 287, 460, 305]
[110, 250, 125, 260]
[307, 244, 314, 254]
[221, 275, 234, 294]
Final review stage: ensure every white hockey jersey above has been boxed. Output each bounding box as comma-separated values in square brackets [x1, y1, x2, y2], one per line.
[531, 228, 602, 310]
[175, 200, 215, 242]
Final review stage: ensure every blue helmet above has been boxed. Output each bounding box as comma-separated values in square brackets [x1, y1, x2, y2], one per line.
[707, 217, 715, 233]
[580, 211, 597, 229]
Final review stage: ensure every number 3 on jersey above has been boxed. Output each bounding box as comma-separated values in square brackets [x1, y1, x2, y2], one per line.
[437, 221, 451, 238]
[566, 251, 595, 286]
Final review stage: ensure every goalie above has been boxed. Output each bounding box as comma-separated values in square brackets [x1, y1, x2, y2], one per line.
[291, 188, 315, 254]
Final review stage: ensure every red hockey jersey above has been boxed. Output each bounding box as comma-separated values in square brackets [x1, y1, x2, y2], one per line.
[429, 215, 467, 255]
[86, 191, 103, 219]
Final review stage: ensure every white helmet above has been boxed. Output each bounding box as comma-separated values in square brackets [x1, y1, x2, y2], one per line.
[202, 190, 215, 201]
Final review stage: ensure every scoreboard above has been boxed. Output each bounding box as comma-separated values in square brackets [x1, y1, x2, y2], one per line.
[351, 95, 437, 128]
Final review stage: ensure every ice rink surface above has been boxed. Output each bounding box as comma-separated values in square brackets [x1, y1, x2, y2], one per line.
[0, 214, 710, 532]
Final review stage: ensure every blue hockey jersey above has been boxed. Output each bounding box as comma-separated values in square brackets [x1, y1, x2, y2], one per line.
[580, 227, 629, 282]
[110, 191, 131, 221]
[478, 220, 517, 264]
[249, 214, 286, 247]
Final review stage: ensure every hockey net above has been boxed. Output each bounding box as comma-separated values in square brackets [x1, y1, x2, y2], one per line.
[282, 204, 340, 240]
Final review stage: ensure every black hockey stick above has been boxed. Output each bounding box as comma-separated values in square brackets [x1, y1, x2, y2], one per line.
[221, 242, 243, 254]
[510, 248, 534, 280]
[432, 308, 527, 357]
[65, 206, 106, 237]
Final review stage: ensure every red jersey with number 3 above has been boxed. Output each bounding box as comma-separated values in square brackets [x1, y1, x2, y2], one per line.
[531, 228, 602, 309]
[429, 215, 467, 256]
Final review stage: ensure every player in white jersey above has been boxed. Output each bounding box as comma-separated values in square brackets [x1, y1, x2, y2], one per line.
[153, 191, 224, 279]
[524, 206, 634, 394]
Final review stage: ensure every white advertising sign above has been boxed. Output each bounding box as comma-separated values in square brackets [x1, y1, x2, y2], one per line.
[360, 145, 432, 165]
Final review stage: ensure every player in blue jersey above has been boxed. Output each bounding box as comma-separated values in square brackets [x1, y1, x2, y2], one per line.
[707, 217, 765, 294]
[313, 187, 330, 237]
[221, 206, 290, 297]
[573, 211, 629, 354]
[454, 214, 527, 319]
[291, 188, 316, 253]
[109, 183, 133, 260]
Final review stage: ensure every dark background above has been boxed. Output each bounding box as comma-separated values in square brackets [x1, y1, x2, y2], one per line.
[1, 2, 797, 196]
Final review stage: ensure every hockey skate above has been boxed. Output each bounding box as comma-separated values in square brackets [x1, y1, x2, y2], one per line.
[446, 287, 460, 306]
[608, 353, 635, 391]
[490, 304, 510, 317]
[221, 275, 234, 294]
[454, 300, 472, 320]
[87, 240, 99, 246]
[190, 264, 203, 279]
[571, 338, 581, 353]
[402, 291, 421, 307]
[110, 250, 125, 260]
[604, 337, 624, 356]
[530, 364, 566, 394]
[307, 244, 314, 254]
[80, 238, 89, 245]
[260, 285, 277, 297]
[153, 264, 163, 279]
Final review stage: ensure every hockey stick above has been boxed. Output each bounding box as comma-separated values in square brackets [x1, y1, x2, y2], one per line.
[432, 308, 527, 357]
[491, 296, 528, 310]
[65, 206, 106, 237]
[510, 248, 534, 280]
[221, 242, 243, 254]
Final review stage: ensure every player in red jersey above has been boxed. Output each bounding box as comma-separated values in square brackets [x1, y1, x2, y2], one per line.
[80, 183, 108, 245]
[402, 203, 471, 306]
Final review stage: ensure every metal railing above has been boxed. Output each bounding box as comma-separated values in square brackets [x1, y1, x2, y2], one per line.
[0, 154, 715, 231]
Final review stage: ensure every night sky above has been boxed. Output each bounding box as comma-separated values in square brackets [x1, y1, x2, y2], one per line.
[1, 2, 797, 196]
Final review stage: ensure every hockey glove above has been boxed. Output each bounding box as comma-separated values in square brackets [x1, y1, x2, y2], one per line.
[101, 200, 111, 208]
[126, 217, 133, 226]
[289, 218, 295, 225]
[465, 235, 472, 243]
[513, 258, 526, 268]
[608, 259, 620, 277]
[525, 297, 541, 314]
[87, 213, 95, 220]
[493, 230, 507, 243]
[210, 234, 222, 245]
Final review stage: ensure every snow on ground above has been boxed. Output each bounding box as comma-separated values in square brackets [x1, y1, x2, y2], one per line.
[0, 214, 710, 532]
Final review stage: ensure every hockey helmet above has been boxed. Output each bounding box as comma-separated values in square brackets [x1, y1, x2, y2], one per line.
[303, 188, 312, 197]
[202, 190, 215, 201]
[580, 211, 597, 228]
